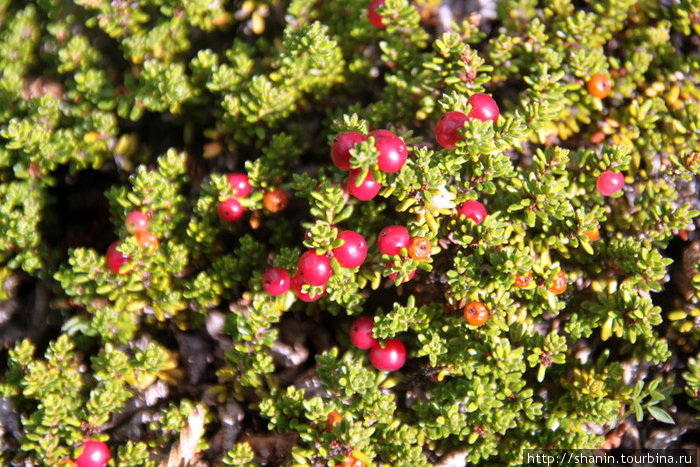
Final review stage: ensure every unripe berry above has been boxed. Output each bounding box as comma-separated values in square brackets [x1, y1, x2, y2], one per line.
[227, 172, 252, 198]
[587, 73, 612, 99]
[136, 231, 159, 254]
[326, 412, 342, 431]
[125, 210, 149, 234]
[218, 198, 245, 222]
[457, 200, 487, 224]
[369, 338, 406, 371]
[549, 270, 567, 295]
[331, 131, 366, 170]
[407, 237, 431, 262]
[596, 170, 624, 196]
[263, 187, 289, 213]
[75, 440, 110, 467]
[262, 267, 291, 296]
[463, 301, 489, 327]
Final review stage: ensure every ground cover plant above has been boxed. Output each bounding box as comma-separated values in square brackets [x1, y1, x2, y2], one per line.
[1, 0, 700, 465]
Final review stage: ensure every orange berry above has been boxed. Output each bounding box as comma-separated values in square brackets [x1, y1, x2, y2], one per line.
[584, 227, 600, 242]
[587, 73, 612, 99]
[263, 187, 289, 213]
[463, 301, 489, 327]
[514, 271, 532, 289]
[340, 455, 365, 467]
[549, 270, 567, 295]
[136, 231, 159, 254]
[326, 411, 342, 431]
[407, 236, 431, 262]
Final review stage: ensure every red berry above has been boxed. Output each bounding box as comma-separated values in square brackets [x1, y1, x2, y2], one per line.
[369, 338, 406, 371]
[467, 93, 499, 123]
[377, 225, 410, 256]
[367, 0, 387, 28]
[106, 241, 131, 275]
[596, 170, 624, 196]
[298, 250, 332, 286]
[227, 172, 252, 198]
[587, 73, 612, 99]
[435, 111, 469, 149]
[125, 210, 149, 234]
[290, 271, 325, 302]
[463, 301, 489, 327]
[348, 169, 381, 201]
[331, 132, 366, 171]
[333, 231, 368, 269]
[388, 264, 416, 284]
[262, 267, 291, 296]
[350, 316, 377, 349]
[75, 440, 110, 467]
[374, 134, 407, 173]
[369, 129, 396, 139]
[457, 200, 487, 224]
[218, 198, 245, 222]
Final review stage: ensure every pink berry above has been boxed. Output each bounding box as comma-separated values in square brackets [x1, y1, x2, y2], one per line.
[369, 338, 406, 371]
[331, 132, 366, 171]
[367, 0, 387, 28]
[218, 198, 244, 222]
[377, 225, 410, 256]
[290, 271, 325, 302]
[369, 129, 396, 139]
[467, 93, 499, 123]
[457, 200, 487, 224]
[298, 250, 332, 286]
[125, 210, 149, 234]
[262, 267, 291, 296]
[348, 169, 381, 201]
[350, 316, 377, 349]
[227, 172, 252, 198]
[374, 134, 407, 173]
[388, 265, 416, 284]
[435, 111, 469, 149]
[75, 440, 110, 467]
[106, 242, 130, 275]
[596, 170, 625, 196]
[333, 231, 368, 269]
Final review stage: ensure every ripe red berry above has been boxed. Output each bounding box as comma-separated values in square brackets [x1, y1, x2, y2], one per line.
[549, 270, 567, 295]
[217, 198, 245, 222]
[377, 225, 410, 256]
[263, 187, 289, 213]
[407, 236, 431, 262]
[136, 231, 159, 254]
[463, 301, 489, 327]
[369, 338, 406, 371]
[348, 169, 381, 201]
[331, 131, 366, 170]
[596, 170, 624, 196]
[262, 267, 291, 296]
[373, 133, 407, 173]
[435, 111, 469, 149]
[290, 271, 325, 302]
[367, 0, 387, 28]
[227, 172, 252, 198]
[587, 72, 612, 99]
[333, 231, 368, 269]
[388, 264, 416, 284]
[298, 250, 332, 286]
[467, 93, 499, 123]
[457, 200, 487, 224]
[106, 241, 131, 275]
[75, 440, 110, 467]
[350, 316, 377, 349]
[125, 210, 149, 234]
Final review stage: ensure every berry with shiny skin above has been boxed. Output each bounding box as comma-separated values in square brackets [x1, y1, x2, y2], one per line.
[125, 210, 149, 234]
[331, 131, 366, 170]
[369, 338, 406, 371]
[262, 267, 291, 296]
[350, 316, 377, 349]
[298, 250, 332, 286]
[341, 456, 366, 467]
[514, 272, 532, 289]
[333, 231, 368, 269]
[75, 440, 110, 467]
[136, 231, 159, 254]
[596, 170, 624, 196]
[549, 270, 567, 295]
[463, 301, 489, 327]
[217, 198, 244, 222]
[348, 169, 381, 201]
[377, 225, 410, 256]
[367, 0, 387, 28]
[374, 133, 407, 173]
[227, 172, 252, 198]
[435, 111, 469, 149]
[467, 93, 499, 123]
[106, 242, 130, 275]
[407, 237, 431, 262]
[263, 187, 288, 213]
[290, 271, 324, 302]
[457, 200, 487, 224]
[587, 73, 612, 99]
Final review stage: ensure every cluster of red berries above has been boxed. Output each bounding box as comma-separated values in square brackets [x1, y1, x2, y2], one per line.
[105, 209, 158, 275]
[218, 172, 290, 223]
[435, 93, 500, 149]
[350, 316, 406, 371]
[62, 440, 110, 467]
[331, 128, 408, 200]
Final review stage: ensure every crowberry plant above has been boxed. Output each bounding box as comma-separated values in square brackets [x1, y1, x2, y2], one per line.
[369, 338, 407, 371]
